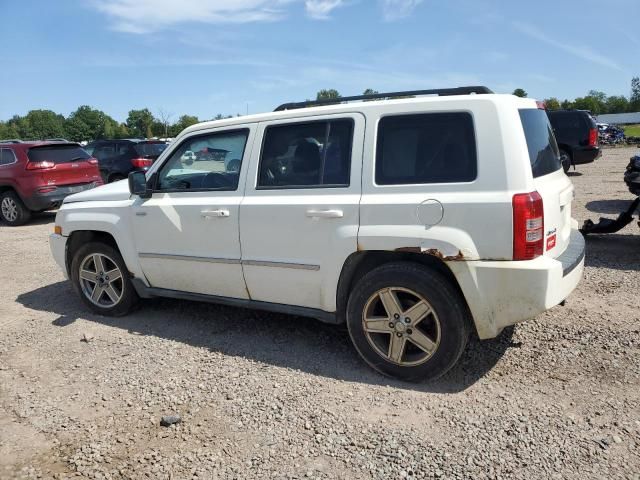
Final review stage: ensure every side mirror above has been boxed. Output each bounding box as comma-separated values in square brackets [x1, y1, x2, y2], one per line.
[128, 171, 151, 198]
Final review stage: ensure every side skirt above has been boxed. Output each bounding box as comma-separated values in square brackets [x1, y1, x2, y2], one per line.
[131, 278, 339, 325]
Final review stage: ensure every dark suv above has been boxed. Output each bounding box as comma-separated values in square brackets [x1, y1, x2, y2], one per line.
[0, 142, 102, 225]
[547, 110, 600, 172]
[85, 140, 168, 183]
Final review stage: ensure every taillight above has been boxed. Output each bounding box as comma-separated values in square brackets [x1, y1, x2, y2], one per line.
[131, 158, 153, 168]
[513, 191, 544, 261]
[26, 161, 55, 170]
[588, 128, 598, 147]
[88, 158, 98, 165]
[37, 186, 58, 194]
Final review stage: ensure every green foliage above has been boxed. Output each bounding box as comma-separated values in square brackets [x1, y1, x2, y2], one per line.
[126, 108, 155, 138]
[630, 77, 640, 112]
[605, 96, 629, 114]
[543, 98, 561, 110]
[316, 89, 341, 100]
[171, 115, 199, 136]
[512, 88, 528, 98]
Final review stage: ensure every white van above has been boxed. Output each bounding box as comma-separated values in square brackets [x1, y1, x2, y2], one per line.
[50, 87, 584, 381]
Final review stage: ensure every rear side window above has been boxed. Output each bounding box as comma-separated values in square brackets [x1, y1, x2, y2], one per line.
[258, 119, 353, 189]
[135, 142, 167, 157]
[27, 145, 91, 164]
[519, 109, 561, 178]
[0, 148, 17, 165]
[375, 112, 477, 185]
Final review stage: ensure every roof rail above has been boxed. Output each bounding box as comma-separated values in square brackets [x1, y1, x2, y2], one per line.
[0, 139, 24, 144]
[274, 86, 494, 112]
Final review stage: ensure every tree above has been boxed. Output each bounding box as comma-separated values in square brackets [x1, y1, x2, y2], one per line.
[572, 96, 602, 114]
[512, 88, 528, 98]
[156, 108, 173, 138]
[605, 95, 629, 114]
[21, 110, 66, 140]
[171, 115, 199, 136]
[543, 98, 561, 110]
[316, 89, 341, 100]
[65, 105, 116, 141]
[126, 109, 155, 138]
[363, 88, 379, 95]
[561, 99, 574, 110]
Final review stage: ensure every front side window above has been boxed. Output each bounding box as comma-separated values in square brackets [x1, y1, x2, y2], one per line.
[258, 119, 353, 188]
[156, 129, 248, 191]
[376, 112, 477, 185]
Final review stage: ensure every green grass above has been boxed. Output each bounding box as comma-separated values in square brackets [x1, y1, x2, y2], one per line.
[623, 124, 640, 137]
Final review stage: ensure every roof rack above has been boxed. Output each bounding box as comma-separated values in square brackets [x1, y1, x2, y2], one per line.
[274, 86, 493, 112]
[0, 139, 23, 144]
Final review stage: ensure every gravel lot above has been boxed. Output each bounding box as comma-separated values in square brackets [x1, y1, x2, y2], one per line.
[1, 147, 639, 480]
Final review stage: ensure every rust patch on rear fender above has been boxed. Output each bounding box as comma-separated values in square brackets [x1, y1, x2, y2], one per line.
[395, 247, 465, 261]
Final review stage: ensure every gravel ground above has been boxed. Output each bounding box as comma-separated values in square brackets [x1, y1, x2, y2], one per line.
[1, 147, 639, 480]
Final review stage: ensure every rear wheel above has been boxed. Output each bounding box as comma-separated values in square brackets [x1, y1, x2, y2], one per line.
[346, 262, 470, 382]
[560, 149, 572, 173]
[70, 242, 138, 316]
[0, 191, 31, 226]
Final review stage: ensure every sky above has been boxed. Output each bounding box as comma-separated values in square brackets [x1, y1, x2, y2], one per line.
[0, 0, 639, 122]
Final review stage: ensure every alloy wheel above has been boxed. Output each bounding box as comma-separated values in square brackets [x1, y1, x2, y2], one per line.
[362, 287, 441, 366]
[78, 253, 124, 308]
[1, 197, 18, 222]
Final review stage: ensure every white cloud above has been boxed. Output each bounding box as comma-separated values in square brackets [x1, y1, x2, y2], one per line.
[304, 0, 344, 19]
[91, 0, 298, 33]
[512, 21, 623, 71]
[380, 0, 423, 21]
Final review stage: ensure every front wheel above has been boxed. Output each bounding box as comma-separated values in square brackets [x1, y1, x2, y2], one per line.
[70, 242, 139, 316]
[346, 262, 470, 381]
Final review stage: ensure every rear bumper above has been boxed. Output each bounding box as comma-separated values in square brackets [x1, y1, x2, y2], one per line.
[572, 147, 601, 165]
[49, 233, 68, 279]
[449, 229, 585, 339]
[23, 182, 100, 211]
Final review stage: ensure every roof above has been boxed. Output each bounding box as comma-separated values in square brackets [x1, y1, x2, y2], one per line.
[181, 93, 536, 138]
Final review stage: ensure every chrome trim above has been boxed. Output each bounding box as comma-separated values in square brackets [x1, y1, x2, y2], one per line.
[139, 253, 241, 265]
[138, 253, 320, 271]
[242, 259, 320, 271]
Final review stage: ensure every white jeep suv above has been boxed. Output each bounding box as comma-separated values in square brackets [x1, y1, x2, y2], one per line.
[50, 87, 585, 381]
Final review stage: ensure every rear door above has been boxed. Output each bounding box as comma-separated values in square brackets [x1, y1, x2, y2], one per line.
[519, 108, 573, 257]
[27, 144, 101, 187]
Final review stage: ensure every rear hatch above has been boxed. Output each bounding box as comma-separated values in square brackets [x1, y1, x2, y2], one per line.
[519, 108, 574, 258]
[134, 142, 167, 161]
[27, 144, 102, 187]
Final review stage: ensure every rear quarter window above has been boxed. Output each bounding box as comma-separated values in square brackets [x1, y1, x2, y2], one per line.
[375, 112, 477, 185]
[519, 109, 561, 178]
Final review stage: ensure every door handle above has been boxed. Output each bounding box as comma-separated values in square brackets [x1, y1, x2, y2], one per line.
[306, 209, 344, 219]
[201, 209, 230, 219]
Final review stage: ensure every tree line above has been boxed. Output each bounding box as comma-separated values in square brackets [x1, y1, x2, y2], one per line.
[0, 107, 234, 142]
[513, 77, 640, 115]
[2, 77, 639, 141]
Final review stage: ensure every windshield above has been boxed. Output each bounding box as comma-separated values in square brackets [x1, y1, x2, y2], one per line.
[27, 145, 91, 164]
[135, 142, 167, 158]
[519, 109, 561, 178]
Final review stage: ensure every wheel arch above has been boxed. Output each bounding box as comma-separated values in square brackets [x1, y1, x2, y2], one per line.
[336, 250, 472, 326]
[65, 230, 120, 276]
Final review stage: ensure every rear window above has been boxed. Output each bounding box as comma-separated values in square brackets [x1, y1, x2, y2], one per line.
[135, 142, 167, 157]
[519, 109, 561, 178]
[27, 145, 91, 164]
[375, 112, 477, 185]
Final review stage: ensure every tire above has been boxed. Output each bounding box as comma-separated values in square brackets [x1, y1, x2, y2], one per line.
[560, 149, 572, 173]
[346, 262, 470, 382]
[0, 191, 31, 226]
[70, 241, 139, 316]
[108, 174, 126, 183]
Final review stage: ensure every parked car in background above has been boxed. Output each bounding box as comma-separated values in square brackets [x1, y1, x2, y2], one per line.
[0, 142, 102, 225]
[547, 110, 600, 172]
[84, 139, 168, 183]
[50, 87, 585, 381]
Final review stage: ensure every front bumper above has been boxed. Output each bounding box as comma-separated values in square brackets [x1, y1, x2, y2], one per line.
[449, 229, 585, 339]
[24, 182, 100, 211]
[49, 233, 68, 279]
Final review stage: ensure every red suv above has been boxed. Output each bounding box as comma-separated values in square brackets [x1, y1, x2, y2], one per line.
[0, 141, 102, 226]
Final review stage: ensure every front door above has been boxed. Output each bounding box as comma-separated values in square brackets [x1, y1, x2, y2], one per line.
[239, 114, 364, 312]
[131, 127, 254, 298]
